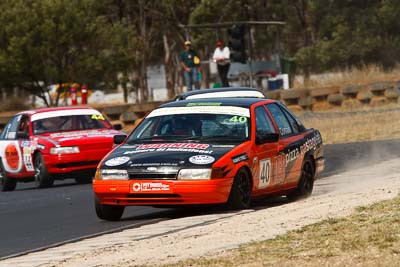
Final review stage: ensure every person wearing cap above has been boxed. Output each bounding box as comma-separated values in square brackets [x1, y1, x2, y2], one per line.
[212, 41, 231, 87]
[179, 40, 200, 91]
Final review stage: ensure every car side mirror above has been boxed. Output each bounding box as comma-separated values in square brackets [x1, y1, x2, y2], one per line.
[17, 131, 29, 139]
[113, 123, 122, 130]
[113, 134, 127, 144]
[256, 132, 279, 145]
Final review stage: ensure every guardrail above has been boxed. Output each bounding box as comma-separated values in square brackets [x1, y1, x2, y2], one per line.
[266, 80, 400, 112]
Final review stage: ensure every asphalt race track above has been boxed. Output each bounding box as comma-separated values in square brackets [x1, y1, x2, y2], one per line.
[1, 139, 400, 259]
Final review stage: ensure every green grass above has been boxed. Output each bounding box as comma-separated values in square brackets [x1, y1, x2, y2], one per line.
[165, 196, 400, 267]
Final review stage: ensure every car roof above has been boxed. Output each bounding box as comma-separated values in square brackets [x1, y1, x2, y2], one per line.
[17, 106, 98, 116]
[160, 97, 275, 109]
[174, 87, 266, 101]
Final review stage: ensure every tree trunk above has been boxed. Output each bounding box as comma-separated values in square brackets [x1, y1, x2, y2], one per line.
[163, 34, 177, 100]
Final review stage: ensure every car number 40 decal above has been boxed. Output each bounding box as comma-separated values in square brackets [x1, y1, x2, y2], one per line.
[258, 159, 271, 189]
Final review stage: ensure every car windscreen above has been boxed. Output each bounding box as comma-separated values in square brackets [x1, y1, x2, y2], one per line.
[32, 114, 112, 134]
[127, 106, 251, 143]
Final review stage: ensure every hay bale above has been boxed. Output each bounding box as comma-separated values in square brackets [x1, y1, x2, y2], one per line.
[356, 90, 373, 104]
[309, 87, 340, 97]
[327, 93, 344, 106]
[384, 87, 400, 100]
[286, 105, 303, 114]
[368, 81, 393, 96]
[342, 99, 363, 109]
[298, 96, 314, 110]
[370, 97, 388, 107]
[340, 85, 363, 98]
[265, 89, 282, 100]
[312, 102, 333, 111]
[120, 111, 139, 124]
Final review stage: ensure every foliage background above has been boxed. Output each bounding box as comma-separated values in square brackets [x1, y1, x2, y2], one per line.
[0, 0, 399, 106]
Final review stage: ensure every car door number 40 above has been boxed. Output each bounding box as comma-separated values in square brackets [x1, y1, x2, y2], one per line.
[258, 159, 271, 188]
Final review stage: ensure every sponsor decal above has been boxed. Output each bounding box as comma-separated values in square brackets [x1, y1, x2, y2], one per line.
[22, 147, 34, 172]
[31, 109, 102, 121]
[258, 159, 271, 189]
[186, 91, 264, 100]
[91, 114, 105, 120]
[5, 144, 20, 170]
[129, 162, 178, 167]
[186, 102, 222, 106]
[21, 141, 30, 147]
[137, 143, 209, 150]
[105, 156, 130, 166]
[124, 143, 214, 155]
[50, 130, 115, 139]
[133, 182, 170, 192]
[285, 132, 322, 167]
[189, 155, 215, 165]
[147, 106, 250, 118]
[37, 144, 46, 150]
[232, 153, 248, 164]
[274, 153, 286, 185]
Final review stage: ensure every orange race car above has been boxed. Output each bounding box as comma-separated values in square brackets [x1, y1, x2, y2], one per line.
[93, 97, 324, 221]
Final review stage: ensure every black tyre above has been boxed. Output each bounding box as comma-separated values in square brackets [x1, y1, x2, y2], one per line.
[227, 169, 252, 210]
[34, 153, 54, 188]
[95, 197, 125, 221]
[0, 161, 17, 192]
[287, 158, 315, 201]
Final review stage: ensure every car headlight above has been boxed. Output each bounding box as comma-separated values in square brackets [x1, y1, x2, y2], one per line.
[177, 169, 211, 180]
[95, 169, 129, 180]
[50, 146, 80, 154]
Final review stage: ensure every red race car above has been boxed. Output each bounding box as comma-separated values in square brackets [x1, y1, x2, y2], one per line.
[0, 106, 124, 191]
[93, 98, 325, 221]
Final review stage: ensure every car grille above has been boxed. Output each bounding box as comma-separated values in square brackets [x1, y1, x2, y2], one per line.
[128, 168, 179, 180]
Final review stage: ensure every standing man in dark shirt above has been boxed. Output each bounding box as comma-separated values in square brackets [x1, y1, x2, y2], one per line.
[179, 40, 200, 91]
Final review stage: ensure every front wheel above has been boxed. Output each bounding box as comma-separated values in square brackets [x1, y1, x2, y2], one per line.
[0, 161, 17, 192]
[95, 197, 125, 221]
[34, 153, 54, 188]
[287, 158, 315, 201]
[227, 169, 252, 210]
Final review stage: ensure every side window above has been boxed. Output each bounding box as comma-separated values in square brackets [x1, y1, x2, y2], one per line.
[278, 102, 305, 131]
[17, 115, 30, 135]
[281, 109, 299, 134]
[265, 104, 293, 137]
[0, 115, 21, 140]
[254, 106, 276, 139]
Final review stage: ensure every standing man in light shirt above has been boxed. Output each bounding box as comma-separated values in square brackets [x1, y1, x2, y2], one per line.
[212, 41, 231, 87]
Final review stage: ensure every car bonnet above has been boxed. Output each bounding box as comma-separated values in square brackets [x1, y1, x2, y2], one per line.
[101, 142, 238, 169]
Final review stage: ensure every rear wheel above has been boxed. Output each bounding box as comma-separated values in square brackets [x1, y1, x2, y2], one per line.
[95, 197, 125, 221]
[34, 153, 54, 188]
[287, 158, 315, 201]
[0, 161, 17, 192]
[227, 169, 252, 210]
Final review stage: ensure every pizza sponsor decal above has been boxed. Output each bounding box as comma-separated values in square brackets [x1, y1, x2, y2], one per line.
[105, 156, 130, 166]
[285, 132, 322, 167]
[5, 144, 20, 170]
[188, 155, 215, 165]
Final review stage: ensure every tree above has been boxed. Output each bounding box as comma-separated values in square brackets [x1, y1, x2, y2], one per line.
[0, 0, 125, 106]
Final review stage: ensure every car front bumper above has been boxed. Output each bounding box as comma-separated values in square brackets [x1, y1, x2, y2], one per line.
[93, 178, 233, 206]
